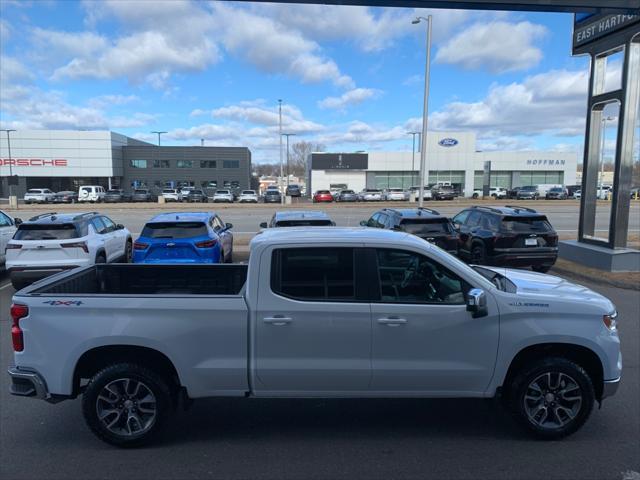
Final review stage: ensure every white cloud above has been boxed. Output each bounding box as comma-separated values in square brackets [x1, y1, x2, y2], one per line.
[318, 88, 382, 110]
[435, 21, 547, 73]
[0, 55, 34, 83]
[87, 94, 139, 109]
[402, 74, 424, 86]
[209, 102, 325, 134]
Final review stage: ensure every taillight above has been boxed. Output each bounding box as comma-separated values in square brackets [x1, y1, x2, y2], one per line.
[195, 239, 218, 248]
[134, 242, 149, 250]
[62, 241, 89, 253]
[6, 243, 22, 250]
[11, 304, 28, 352]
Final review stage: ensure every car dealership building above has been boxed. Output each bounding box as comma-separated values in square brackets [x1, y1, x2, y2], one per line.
[0, 130, 252, 197]
[308, 131, 578, 197]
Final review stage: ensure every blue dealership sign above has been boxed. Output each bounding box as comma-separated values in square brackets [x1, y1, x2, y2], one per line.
[438, 138, 458, 147]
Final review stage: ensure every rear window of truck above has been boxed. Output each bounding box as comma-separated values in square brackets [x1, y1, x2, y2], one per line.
[15, 224, 79, 240]
[400, 218, 453, 234]
[141, 222, 208, 239]
[501, 216, 553, 232]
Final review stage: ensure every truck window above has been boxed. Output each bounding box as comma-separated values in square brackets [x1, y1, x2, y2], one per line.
[271, 248, 355, 301]
[375, 249, 467, 304]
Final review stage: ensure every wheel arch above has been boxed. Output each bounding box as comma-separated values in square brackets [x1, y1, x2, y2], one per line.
[499, 343, 604, 402]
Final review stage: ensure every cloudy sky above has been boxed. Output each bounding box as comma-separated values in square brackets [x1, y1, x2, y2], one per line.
[0, 0, 613, 163]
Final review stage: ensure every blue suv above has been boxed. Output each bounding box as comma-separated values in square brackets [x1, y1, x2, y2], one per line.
[133, 212, 233, 264]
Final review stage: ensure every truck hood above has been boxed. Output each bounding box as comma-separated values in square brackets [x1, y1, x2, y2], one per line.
[484, 266, 615, 311]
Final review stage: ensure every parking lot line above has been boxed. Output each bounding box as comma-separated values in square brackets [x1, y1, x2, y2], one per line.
[0, 282, 13, 291]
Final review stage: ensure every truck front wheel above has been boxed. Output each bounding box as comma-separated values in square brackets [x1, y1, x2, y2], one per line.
[82, 363, 173, 447]
[509, 357, 595, 439]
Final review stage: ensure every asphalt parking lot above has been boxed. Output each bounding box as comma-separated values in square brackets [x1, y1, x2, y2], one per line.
[0, 200, 638, 479]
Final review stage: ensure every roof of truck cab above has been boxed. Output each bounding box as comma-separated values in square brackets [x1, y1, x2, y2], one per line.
[149, 212, 213, 222]
[273, 210, 332, 221]
[251, 226, 428, 249]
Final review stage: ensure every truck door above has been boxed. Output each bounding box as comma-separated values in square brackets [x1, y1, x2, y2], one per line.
[369, 248, 499, 394]
[254, 246, 372, 393]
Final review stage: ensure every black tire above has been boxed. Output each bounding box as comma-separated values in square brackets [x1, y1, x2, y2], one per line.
[95, 253, 106, 264]
[124, 240, 133, 263]
[471, 243, 487, 265]
[472, 193, 479, 199]
[82, 363, 173, 447]
[532, 265, 552, 273]
[509, 357, 595, 440]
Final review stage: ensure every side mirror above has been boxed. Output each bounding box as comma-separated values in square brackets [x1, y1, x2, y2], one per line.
[225, 223, 233, 230]
[466, 288, 488, 318]
[14, 218, 22, 225]
[116, 224, 125, 230]
[359, 220, 368, 227]
[260, 222, 268, 229]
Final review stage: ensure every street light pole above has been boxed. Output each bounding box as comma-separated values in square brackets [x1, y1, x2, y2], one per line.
[282, 133, 296, 188]
[278, 99, 284, 204]
[1, 129, 16, 198]
[407, 131, 420, 184]
[413, 15, 433, 208]
[151, 131, 167, 146]
[599, 116, 614, 198]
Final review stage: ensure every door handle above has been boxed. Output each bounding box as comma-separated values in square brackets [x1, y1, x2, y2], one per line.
[377, 317, 407, 326]
[263, 316, 293, 326]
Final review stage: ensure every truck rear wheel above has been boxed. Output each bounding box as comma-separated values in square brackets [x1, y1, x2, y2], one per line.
[509, 357, 595, 439]
[82, 363, 173, 447]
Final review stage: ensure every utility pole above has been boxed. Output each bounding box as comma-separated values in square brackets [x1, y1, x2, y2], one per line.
[278, 99, 284, 204]
[151, 131, 167, 146]
[1, 129, 16, 199]
[407, 131, 421, 184]
[413, 15, 433, 208]
[599, 116, 614, 199]
[282, 133, 296, 188]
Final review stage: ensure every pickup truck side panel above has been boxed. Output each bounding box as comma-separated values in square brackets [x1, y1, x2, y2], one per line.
[15, 295, 249, 397]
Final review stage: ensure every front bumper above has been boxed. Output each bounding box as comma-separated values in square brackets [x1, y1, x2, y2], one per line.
[602, 377, 620, 399]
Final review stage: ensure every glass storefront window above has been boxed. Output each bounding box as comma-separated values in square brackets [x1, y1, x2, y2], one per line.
[201, 181, 218, 188]
[153, 159, 170, 168]
[130, 159, 147, 168]
[177, 160, 193, 168]
[223, 160, 239, 169]
[200, 161, 217, 168]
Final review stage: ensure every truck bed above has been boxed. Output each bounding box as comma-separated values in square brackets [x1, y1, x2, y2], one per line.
[26, 263, 248, 296]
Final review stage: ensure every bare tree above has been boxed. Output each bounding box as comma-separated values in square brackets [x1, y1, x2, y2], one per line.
[288, 141, 325, 178]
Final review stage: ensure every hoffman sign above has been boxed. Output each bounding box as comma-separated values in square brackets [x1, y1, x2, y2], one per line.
[573, 13, 640, 49]
[1, 158, 68, 166]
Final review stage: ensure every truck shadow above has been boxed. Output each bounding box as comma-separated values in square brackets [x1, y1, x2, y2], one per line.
[168, 397, 520, 444]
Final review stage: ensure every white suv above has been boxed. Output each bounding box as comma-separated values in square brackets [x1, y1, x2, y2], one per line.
[5, 212, 131, 290]
[473, 187, 508, 199]
[78, 186, 106, 203]
[213, 190, 234, 203]
[238, 190, 258, 203]
[24, 189, 56, 204]
[162, 189, 182, 202]
[0, 210, 21, 271]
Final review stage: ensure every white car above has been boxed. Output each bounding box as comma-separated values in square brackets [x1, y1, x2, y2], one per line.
[213, 190, 234, 203]
[78, 186, 106, 203]
[359, 189, 384, 201]
[0, 210, 21, 271]
[238, 190, 258, 203]
[409, 186, 433, 201]
[180, 186, 195, 197]
[473, 187, 508, 199]
[161, 189, 182, 202]
[385, 188, 409, 201]
[5, 212, 131, 290]
[23, 189, 56, 204]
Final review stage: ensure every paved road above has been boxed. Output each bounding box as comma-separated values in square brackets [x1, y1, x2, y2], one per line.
[5, 200, 640, 241]
[0, 272, 638, 480]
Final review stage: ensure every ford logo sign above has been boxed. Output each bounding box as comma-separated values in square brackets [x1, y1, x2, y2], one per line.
[439, 138, 458, 147]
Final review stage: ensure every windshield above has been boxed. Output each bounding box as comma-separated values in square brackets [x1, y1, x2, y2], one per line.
[27, 189, 42, 194]
[341, 190, 355, 194]
[216, 190, 230, 194]
[242, 191, 255, 195]
[265, 191, 280, 195]
[141, 222, 208, 239]
[276, 220, 333, 227]
[134, 189, 147, 194]
[501, 216, 553, 232]
[521, 186, 537, 191]
[400, 219, 453, 234]
[15, 224, 79, 240]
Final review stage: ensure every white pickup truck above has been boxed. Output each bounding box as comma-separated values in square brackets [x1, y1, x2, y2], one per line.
[8, 228, 621, 447]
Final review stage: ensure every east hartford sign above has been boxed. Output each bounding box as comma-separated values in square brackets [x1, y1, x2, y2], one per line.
[573, 14, 640, 49]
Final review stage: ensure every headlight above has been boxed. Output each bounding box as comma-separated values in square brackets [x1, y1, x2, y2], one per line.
[603, 311, 618, 331]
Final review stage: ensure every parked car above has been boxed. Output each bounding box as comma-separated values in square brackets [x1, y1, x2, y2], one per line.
[545, 187, 569, 200]
[597, 185, 612, 200]
[286, 185, 302, 197]
[185, 189, 208, 203]
[133, 212, 233, 264]
[409, 186, 433, 201]
[5, 212, 131, 290]
[180, 186, 195, 197]
[0, 210, 21, 271]
[8, 226, 621, 446]
[23, 188, 56, 204]
[431, 185, 457, 201]
[161, 189, 182, 202]
[78, 186, 106, 203]
[516, 186, 540, 200]
[472, 187, 508, 199]
[336, 189, 359, 202]
[238, 190, 258, 203]
[359, 189, 384, 202]
[260, 211, 335, 228]
[566, 185, 582, 198]
[574, 189, 582, 199]
[212, 190, 234, 203]
[53, 191, 79, 204]
[130, 189, 154, 202]
[263, 190, 282, 203]
[506, 187, 522, 199]
[361, 207, 458, 255]
[104, 189, 130, 203]
[452, 205, 558, 272]
[384, 188, 409, 201]
[313, 190, 334, 203]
